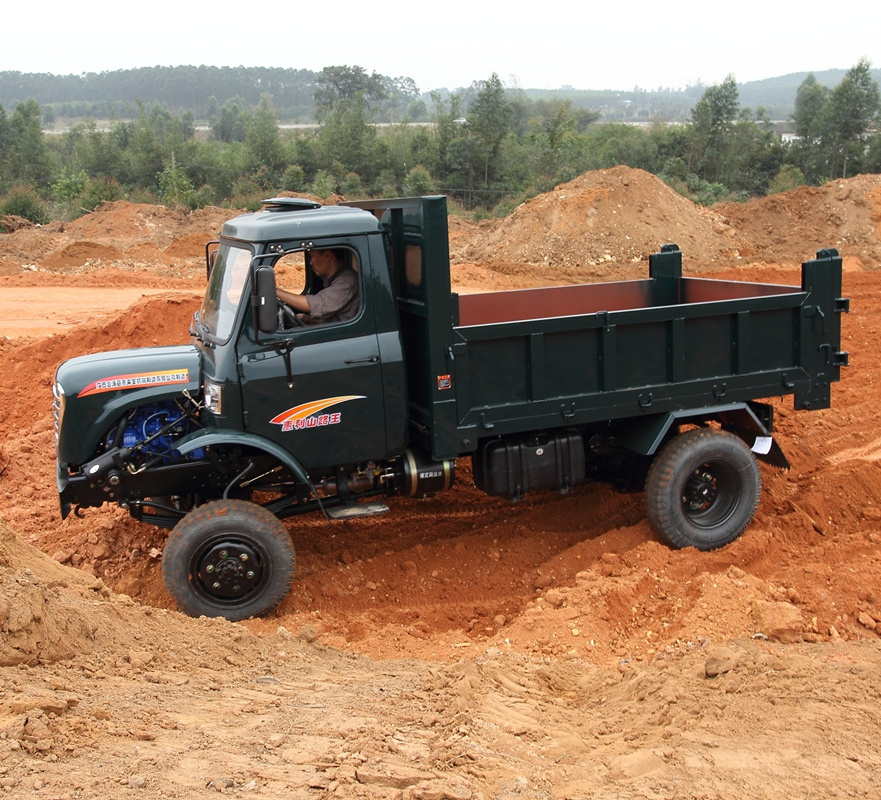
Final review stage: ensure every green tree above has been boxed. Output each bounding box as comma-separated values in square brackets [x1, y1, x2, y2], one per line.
[429, 91, 465, 186]
[158, 151, 196, 209]
[583, 122, 660, 173]
[792, 74, 830, 141]
[530, 99, 576, 184]
[210, 97, 247, 143]
[316, 93, 380, 185]
[79, 176, 123, 212]
[792, 62, 880, 181]
[311, 169, 336, 198]
[791, 74, 832, 184]
[467, 73, 514, 190]
[6, 98, 54, 186]
[380, 75, 420, 122]
[866, 132, 881, 173]
[314, 66, 387, 122]
[725, 108, 784, 196]
[402, 164, 434, 196]
[688, 75, 739, 182]
[768, 164, 805, 194]
[827, 58, 880, 178]
[0, 184, 49, 224]
[282, 164, 305, 192]
[245, 94, 287, 186]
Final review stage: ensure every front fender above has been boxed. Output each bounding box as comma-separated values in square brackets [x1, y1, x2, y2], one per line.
[175, 427, 314, 488]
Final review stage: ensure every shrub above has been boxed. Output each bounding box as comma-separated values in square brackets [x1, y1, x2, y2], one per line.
[311, 170, 336, 199]
[282, 164, 305, 192]
[340, 172, 363, 197]
[79, 178, 124, 214]
[402, 165, 434, 196]
[768, 165, 806, 195]
[0, 185, 49, 225]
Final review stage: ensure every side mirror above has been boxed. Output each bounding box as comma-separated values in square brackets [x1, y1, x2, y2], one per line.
[254, 267, 279, 334]
[205, 243, 219, 280]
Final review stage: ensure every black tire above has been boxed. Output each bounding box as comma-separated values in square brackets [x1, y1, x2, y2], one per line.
[162, 499, 295, 621]
[645, 428, 761, 551]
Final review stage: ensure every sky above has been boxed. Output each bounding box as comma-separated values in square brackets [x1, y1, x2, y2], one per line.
[4, 1, 878, 93]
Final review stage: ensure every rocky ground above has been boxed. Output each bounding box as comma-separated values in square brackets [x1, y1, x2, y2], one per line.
[1, 168, 880, 799]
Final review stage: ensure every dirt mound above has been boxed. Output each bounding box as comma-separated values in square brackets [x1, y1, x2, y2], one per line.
[0, 201, 232, 278]
[454, 167, 753, 282]
[0, 215, 35, 233]
[1, 173, 880, 797]
[716, 173, 881, 268]
[452, 169, 881, 285]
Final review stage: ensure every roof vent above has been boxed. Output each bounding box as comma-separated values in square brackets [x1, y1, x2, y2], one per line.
[261, 197, 322, 212]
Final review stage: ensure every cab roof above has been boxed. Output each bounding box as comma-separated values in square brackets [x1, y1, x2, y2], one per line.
[220, 200, 383, 243]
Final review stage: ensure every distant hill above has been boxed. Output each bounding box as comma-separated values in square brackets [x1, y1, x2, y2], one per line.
[521, 69, 881, 123]
[736, 69, 877, 119]
[0, 65, 877, 125]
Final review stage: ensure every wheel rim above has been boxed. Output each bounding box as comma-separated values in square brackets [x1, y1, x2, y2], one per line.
[191, 536, 268, 606]
[681, 460, 740, 529]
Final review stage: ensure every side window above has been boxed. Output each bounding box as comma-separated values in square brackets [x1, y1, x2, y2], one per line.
[274, 251, 307, 296]
[275, 247, 361, 329]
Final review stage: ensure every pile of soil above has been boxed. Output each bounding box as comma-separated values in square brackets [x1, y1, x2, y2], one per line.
[716, 173, 881, 268]
[1, 172, 880, 799]
[454, 167, 881, 287]
[0, 202, 231, 280]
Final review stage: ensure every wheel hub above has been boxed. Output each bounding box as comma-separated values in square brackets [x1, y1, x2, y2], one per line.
[197, 542, 262, 600]
[684, 468, 718, 512]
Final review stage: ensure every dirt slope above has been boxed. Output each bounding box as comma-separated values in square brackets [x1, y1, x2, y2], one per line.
[1, 174, 881, 799]
[454, 167, 881, 286]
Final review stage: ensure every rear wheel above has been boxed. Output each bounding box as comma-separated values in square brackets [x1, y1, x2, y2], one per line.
[645, 428, 761, 551]
[162, 499, 295, 621]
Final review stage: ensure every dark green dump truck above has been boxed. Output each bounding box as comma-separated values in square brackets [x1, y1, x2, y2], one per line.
[53, 196, 849, 620]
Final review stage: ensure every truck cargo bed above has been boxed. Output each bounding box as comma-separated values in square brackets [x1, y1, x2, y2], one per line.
[447, 246, 845, 448]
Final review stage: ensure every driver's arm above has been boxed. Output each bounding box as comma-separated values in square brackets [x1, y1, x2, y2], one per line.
[276, 286, 311, 313]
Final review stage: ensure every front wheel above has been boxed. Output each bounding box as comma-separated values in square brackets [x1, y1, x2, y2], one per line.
[645, 428, 761, 551]
[162, 499, 295, 621]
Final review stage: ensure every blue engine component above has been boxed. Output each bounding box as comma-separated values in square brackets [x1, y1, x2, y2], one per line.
[121, 401, 205, 460]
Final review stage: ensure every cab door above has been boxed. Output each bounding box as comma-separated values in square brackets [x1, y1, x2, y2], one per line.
[236, 241, 386, 468]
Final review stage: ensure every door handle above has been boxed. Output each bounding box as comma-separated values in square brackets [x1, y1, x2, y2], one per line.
[344, 354, 380, 365]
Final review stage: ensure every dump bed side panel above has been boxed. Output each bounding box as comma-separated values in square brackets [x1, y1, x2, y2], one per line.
[451, 249, 845, 447]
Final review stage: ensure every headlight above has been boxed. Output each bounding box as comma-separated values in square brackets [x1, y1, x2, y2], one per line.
[203, 379, 224, 415]
[52, 380, 66, 447]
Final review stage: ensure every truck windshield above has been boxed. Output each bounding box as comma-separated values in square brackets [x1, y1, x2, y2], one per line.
[199, 243, 252, 342]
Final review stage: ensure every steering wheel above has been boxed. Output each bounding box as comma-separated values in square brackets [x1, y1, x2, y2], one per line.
[278, 301, 306, 329]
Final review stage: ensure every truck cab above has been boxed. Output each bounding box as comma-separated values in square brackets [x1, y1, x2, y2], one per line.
[195, 199, 409, 471]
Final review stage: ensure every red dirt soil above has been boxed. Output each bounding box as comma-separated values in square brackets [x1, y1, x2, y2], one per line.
[1, 169, 881, 799]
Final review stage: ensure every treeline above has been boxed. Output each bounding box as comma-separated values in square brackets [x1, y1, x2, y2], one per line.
[0, 65, 425, 124]
[5, 65, 877, 126]
[0, 62, 878, 226]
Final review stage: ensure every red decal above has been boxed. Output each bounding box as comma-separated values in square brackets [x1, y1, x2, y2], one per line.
[270, 396, 364, 431]
[78, 369, 189, 397]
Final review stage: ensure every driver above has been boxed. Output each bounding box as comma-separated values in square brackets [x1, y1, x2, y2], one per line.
[276, 248, 359, 324]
